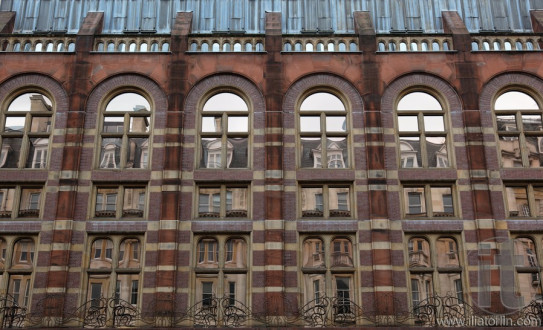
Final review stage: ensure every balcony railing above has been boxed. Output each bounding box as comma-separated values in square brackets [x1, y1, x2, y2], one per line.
[282, 36, 358, 52]
[94, 35, 171, 52]
[377, 35, 453, 52]
[0, 36, 76, 52]
[471, 35, 542, 51]
[189, 36, 264, 52]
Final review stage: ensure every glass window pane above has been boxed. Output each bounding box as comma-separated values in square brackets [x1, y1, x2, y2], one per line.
[199, 188, 220, 217]
[430, 187, 452, 216]
[327, 137, 347, 168]
[99, 138, 121, 169]
[408, 238, 431, 267]
[397, 92, 442, 111]
[522, 115, 542, 131]
[436, 238, 459, 267]
[398, 116, 419, 132]
[329, 187, 350, 217]
[331, 238, 353, 267]
[26, 137, 48, 169]
[203, 93, 248, 111]
[326, 116, 347, 132]
[301, 137, 322, 168]
[202, 116, 222, 133]
[225, 187, 247, 217]
[227, 138, 248, 168]
[105, 93, 150, 112]
[8, 93, 52, 112]
[116, 274, 140, 303]
[18, 188, 41, 217]
[302, 238, 325, 268]
[496, 115, 517, 131]
[514, 238, 537, 267]
[438, 273, 461, 298]
[90, 239, 113, 269]
[12, 239, 34, 270]
[400, 137, 420, 168]
[505, 186, 529, 217]
[424, 116, 445, 132]
[499, 136, 522, 168]
[4, 117, 26, 132]
[427, 137, 447, 168]
[300, 93, 345, 111]
[300, 116, 321, 132]
[227, 116, 248, 132]
[405, 187, 426, 215]
[103, 117, 124, 133]
[1, 138, 22, 168]
[0, 238, 6, 269]
[129, 117, 149, 133]
[495, 92, 539, 110]
[224, 238, 246, 268]
[534, 187, 543, 217]
[201, 138, 222, 168]
[0, 188, 14, 217]
[123, 188, 145, 217]
[118, 238, 141, 269]
[302, 187, 323, 217]
[517, 273, 540, 305]
[95, 188, 117, 216]
[30, 117, 51, 133]
[126, 138, 148, 169]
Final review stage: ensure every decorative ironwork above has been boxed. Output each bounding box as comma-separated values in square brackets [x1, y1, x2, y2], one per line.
[412, 294, 481, 326]
[183, 296, 251, 327]
[61, 296, 145, 328]
[0, 294, 26, 328]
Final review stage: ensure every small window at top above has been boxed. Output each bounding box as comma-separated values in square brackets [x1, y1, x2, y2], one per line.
[397, 92, 442, 111]
[300, 93, 345, 111]
[203, 93, 248, 112]
[495, 91, 539, 110]
[8, 93, 52, 112]
[105, 93, 151, 112]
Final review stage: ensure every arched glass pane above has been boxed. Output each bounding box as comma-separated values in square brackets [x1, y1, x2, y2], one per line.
[118, 238, 141, 269]
[483, 41, 490, 50]
[400, 42, 407, 51]
[0, 238, 5, 269]
[388, 42, 396, 51]
[338, 42, 346, 51]
[201, 43, 209, 52]
[105, 93, 151, 112]
[504, 41, 512, 50]
[526, 41, 534, 50]
[197, 238, 218, 267]
[203, 93, 248, 111]
[397, 92, 442, 111]
[23, 42, 31, 51]
[516, 41, 523, 50]
[306, 43, 313, 51]
[46, 42, 54, 52]
[68, 42, 75, 52]
[57, 43, 64, 51]
[411, 42, 418, 51]
[443, 41, 449, 51]
[514, 238, 537, 267]
[294, 42, 302, 51]
[436, 238, 459, 267]
[107, 42, 115, 51]
[35, 42, 42, 51]
[316, 43, 324, 51]
[89, 239, 113, 269]
[331, 238, 353, 267]
[349, 42, 357, 51]
[118, 42, 126, 52]
[140, 43, 148, 51]
[96, 42, 104, 51]
[225, 238, 246, 268]
[245, 43, 253, 51]
[256, 43, 264, 51]
[129, 42, 137, 52]
[8, 93, 52, 112]
[471, 42, 479, 51]
[300, 93, 345, 111]
[161, 43, 169, 51]
[283, 43, 291, 51]
[12, 239, 34, 270]
[150, 42, 158, 51]
[223, 43, 231, 51]
[328, 42, 335, 51]
[421, 42, 428, 51]
[302, 238, 325, 268]
[408, 238, 431, 267]
[212, 43, 220, 52]
[432, 41, 440, 51]
[495, 92, 539, 110]
[378, 42, 385, 51]
[234, 43, 242, 51]
[12, 42, 20, 51]
[493, 41, 501, 50]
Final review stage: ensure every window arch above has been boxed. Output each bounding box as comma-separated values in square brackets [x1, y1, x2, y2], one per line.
[512, 237, 542, 305]
[1, 92, 53, 169]
[87, 237, 142, 307]
[396, 91, 450, 168]
[199, 92, 249, 169]
[299, 92, 348, 169]
[494, 90, 542, 168]
[99, 92, 151, 169]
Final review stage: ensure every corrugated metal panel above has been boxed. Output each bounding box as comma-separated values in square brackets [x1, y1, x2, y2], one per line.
[4, 0, 543, 34]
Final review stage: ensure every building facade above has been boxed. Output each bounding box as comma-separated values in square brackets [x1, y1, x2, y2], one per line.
[0, 0, 541, 327]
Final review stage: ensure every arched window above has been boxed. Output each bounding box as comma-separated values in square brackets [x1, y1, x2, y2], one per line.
[1, 92, 53, 169]
[513, 237, 542, 305]
[396, 91, 450, 168]
[100, 92, 151, 169]
[301, 236, 355, 319]
[200, 92, 249, 169]
[7, 238, 35, 308]
[88, 237, 142, 307]
[194, 236, 248, 310]
[408, 236, 463, 310]
[299, 92, 348, 169]
[494, 91, 542, 168]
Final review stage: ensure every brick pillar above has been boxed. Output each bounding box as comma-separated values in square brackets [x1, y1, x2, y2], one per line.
[261, 11, 287, 321]
[40, 11, 103, 322]
[152, 12, 192, 323]
[442, 11, 503, 312]
[355, 11, 398, 318]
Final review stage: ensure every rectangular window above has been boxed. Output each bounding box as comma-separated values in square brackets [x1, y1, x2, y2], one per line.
[408, 192, 422, 214]
[454, 279, 463, 302]
[131, 280, 138, 305]
[313, 279, 321, 303]
[335, 277, 351, 314]
[228, 281, 235, 306]
[506, 185, 543, 218]
[315, 193, 323, 211]
[442, 194, 453, 214]
[95, 186, 146, 219]
[337, 192, 348, 210]
[29, 192, 40, 209]
[198, 186, 248, 218]
[411, 278, 420, 307]
[91, 282, 102, 307]
[301, 185, 351, 218]
[404, 185, 455, 218]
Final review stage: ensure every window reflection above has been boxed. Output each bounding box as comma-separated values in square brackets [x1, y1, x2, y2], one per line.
[513, 238, 542, 305]
[301, 186, 350, 218]
[224, 238, 247, 269]
[198, 186, 248, 218]
[90, 239, 113, 269]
